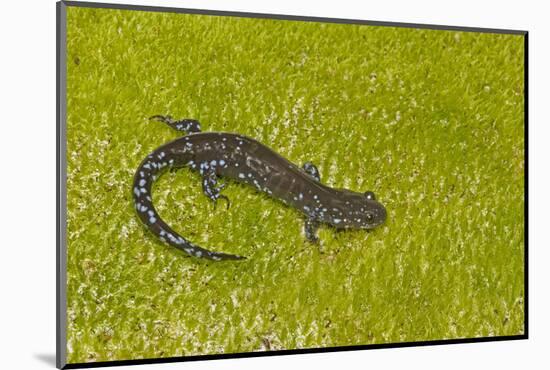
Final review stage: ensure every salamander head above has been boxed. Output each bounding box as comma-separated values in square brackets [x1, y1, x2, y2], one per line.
[329, 190, 387, 230]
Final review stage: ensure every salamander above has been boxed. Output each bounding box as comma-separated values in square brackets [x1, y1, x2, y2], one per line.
[132, 115, 387, 261]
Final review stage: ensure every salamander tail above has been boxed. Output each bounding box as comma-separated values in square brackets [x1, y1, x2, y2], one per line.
[206, 251, 247, 261]
[133, 147, 245, 261]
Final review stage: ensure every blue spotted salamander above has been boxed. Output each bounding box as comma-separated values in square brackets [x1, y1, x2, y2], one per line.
[133, 115, 387, 261]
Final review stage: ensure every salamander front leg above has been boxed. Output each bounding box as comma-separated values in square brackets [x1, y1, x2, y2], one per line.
[150, 115, 202, 133]
[201, 168, 230, 210]
[304, 218, 320, 243]
[302, 162, 321, 181]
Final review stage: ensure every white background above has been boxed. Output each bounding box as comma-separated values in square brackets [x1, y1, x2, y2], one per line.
[0, 0, 547, 369]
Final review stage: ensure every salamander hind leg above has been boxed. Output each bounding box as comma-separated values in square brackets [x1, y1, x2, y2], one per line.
[304, 218, 320, 243]
[201, 166, 230, 210]
[150, 115, 202, 133]
[302, 162, 321, 181]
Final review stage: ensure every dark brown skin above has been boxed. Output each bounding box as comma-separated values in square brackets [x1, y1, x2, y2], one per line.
[133, 116, 387, 260]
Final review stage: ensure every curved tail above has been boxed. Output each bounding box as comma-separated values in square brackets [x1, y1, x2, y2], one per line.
[132, 147, 245, 261]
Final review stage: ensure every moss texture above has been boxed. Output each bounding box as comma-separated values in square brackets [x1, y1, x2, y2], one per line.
[65, 6, 525, 364]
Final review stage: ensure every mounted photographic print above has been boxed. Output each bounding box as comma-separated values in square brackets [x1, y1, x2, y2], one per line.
[56, 1, 528, 368]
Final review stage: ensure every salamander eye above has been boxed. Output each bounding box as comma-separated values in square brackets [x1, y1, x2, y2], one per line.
[364, 191, 376, 200]
[365, 212, 375, 223]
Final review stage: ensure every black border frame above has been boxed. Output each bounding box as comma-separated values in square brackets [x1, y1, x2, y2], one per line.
[56, 1, 529, 368]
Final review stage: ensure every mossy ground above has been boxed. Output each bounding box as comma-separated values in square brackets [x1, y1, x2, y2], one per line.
[65, 6, 525, 364]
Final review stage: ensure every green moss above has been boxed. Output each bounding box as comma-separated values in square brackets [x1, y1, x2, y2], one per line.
[65, 6, 525, 364]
